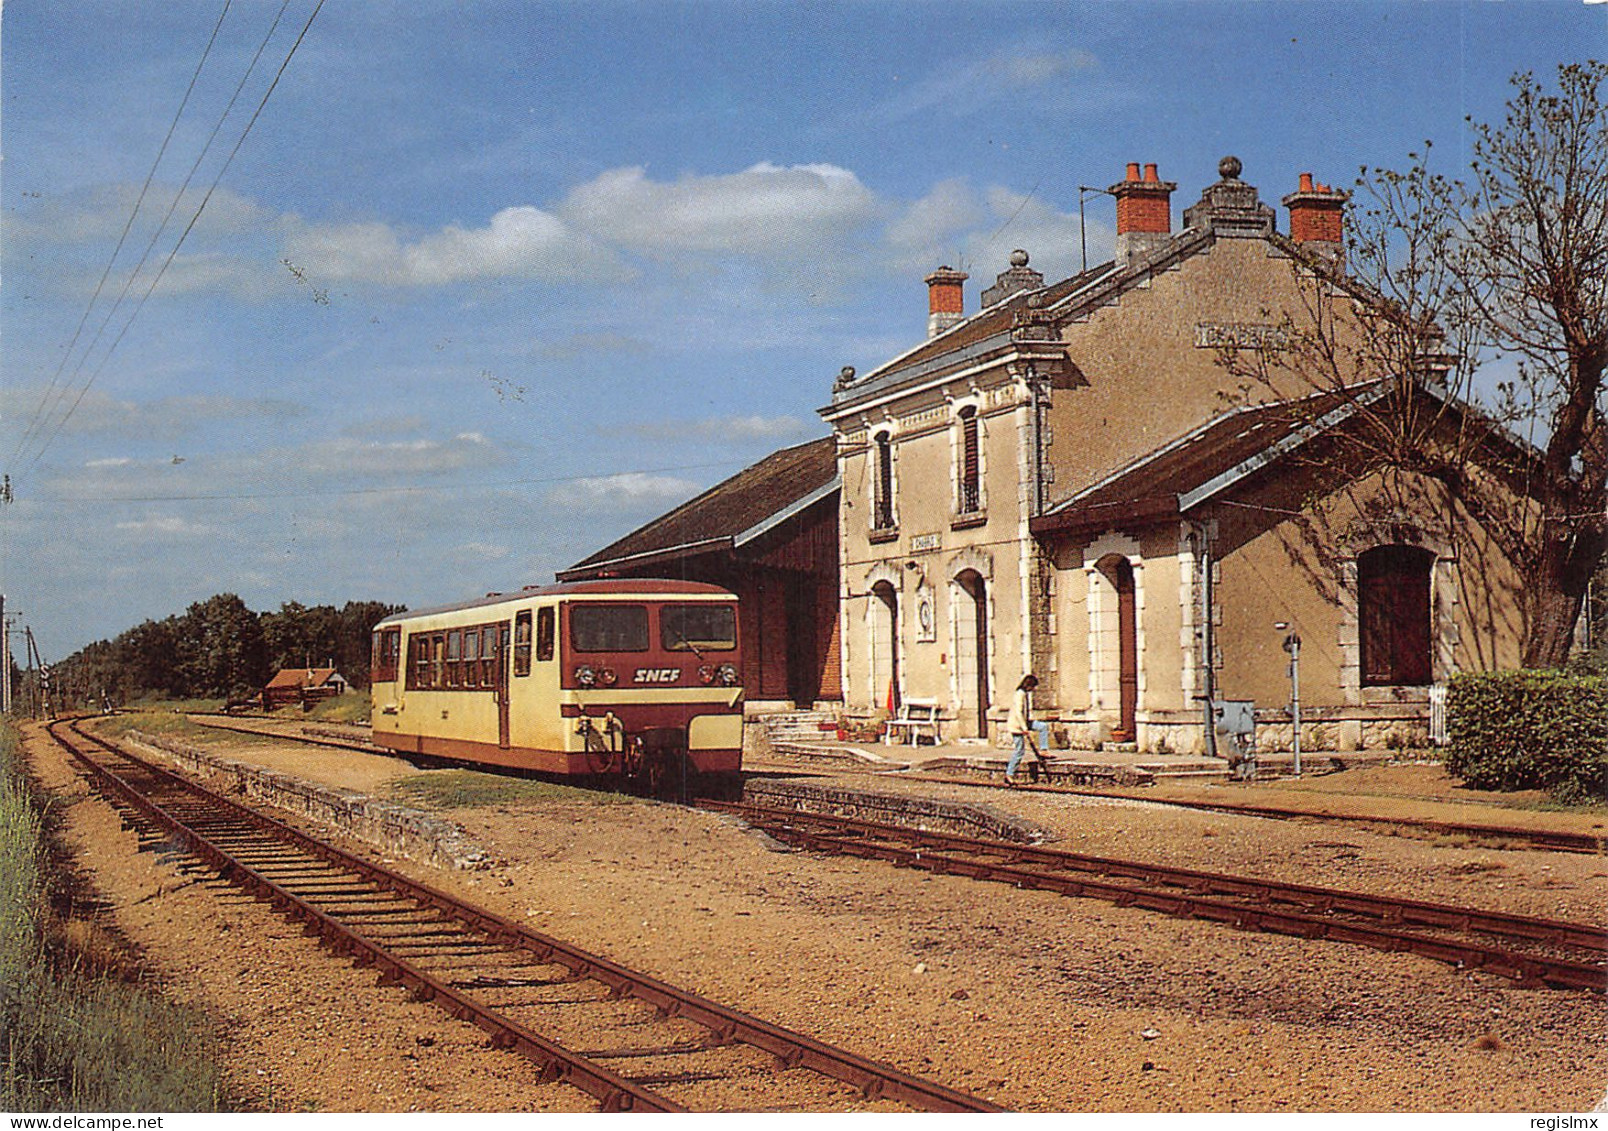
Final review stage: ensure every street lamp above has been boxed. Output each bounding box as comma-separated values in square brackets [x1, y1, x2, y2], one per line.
[1275, 622, 1302, 777]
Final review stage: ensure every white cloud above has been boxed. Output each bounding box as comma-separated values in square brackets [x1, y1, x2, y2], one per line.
[452, 541, 510, 561]
[7, 183, 280, 246]
[620, 414, 813, 444]
[286, 431, 499, 478]
[282, 207, 627, 286]
[877, 45, 1100, 122]
[885, 179, 987, 270]
[0, 389, 308, 445]
[551, 472, 700, 508]
[113, 515, 208, 537]
[558, 163, 879, 258]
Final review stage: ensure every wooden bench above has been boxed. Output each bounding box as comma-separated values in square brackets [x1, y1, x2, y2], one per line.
[885, 699, 942, 745]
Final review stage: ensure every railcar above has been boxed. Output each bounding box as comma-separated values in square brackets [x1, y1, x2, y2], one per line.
[370, 580, 743, 792]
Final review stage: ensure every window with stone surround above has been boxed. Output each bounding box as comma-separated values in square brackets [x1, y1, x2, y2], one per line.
[956, 407, 981, 516]
[1358, 545, 1433, 686]
[872, 431, 895, 531]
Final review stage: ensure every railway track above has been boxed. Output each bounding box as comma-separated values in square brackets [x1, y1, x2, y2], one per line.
[48, 719, 1001, 1113]
[904, 772, 1608, 855]
[704, 800, 1608, 995]
[190, 713, 1603, 856]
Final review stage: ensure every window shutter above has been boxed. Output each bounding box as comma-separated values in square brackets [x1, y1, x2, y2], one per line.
[960, 411, 979, 512]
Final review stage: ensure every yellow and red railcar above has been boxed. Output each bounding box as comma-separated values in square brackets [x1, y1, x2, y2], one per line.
[370, 580, 743, 791]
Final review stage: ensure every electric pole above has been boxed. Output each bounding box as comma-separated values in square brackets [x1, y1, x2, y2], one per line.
[0, 595, 9, 715]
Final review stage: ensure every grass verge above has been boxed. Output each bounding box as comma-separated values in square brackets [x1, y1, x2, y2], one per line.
[385, 768, 632, 810]
[1, 717, 225, 1111]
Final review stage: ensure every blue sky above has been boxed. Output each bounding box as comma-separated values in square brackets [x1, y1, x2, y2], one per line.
[2, 0, 1602, 661]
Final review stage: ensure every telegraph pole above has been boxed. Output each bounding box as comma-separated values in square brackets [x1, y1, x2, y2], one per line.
[0, 595, 10, 714]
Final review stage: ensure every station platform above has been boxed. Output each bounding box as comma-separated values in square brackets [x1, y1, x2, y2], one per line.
[756, 730, 1401, 785]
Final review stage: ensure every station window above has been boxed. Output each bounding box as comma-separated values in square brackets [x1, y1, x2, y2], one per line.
[873, 432, 895, 530]
[536, 607, 555, 662]
[957, 407, 981, 515]
[1359, 545, 1434, 686]
[514, 611, 533, 677]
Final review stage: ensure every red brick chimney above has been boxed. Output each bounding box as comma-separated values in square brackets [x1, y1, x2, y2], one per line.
[925, 265, 968, 337]
[1109, 162, 1176, 264]
[1282, 173, 1349, 266]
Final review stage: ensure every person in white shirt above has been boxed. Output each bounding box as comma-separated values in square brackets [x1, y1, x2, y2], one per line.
[1005, 674, 1048, 785]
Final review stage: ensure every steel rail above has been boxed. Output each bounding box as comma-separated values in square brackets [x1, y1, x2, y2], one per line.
[49, 720, 678, 1113]
[706, 801, 1607, 994]
[900, 773, 1607, 855]
[53, 720, 1001, 1114]
[187, 713, 1601, 854]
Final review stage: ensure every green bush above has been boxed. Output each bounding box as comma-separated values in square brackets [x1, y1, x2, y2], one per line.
[1444, 669, 1608, 803]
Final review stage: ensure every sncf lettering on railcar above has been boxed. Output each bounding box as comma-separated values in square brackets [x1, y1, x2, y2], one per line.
[633, 668, 682, 684]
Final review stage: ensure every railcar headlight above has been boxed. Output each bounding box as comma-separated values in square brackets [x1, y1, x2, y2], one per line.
[698, 665, 715, 685]
[599, 667, 618, 686]
[716, 663, 739, 687]
[574, 664, 596, 687]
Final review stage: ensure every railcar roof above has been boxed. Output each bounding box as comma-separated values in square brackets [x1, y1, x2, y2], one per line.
[374, 579, 734, 627]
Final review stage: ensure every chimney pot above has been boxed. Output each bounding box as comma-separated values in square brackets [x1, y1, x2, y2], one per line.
[1144, 163, 1159, 183]
[1282, 173, 1350, 265]
[924, 265, 969, 337]
[1125, 162, 1141, 182]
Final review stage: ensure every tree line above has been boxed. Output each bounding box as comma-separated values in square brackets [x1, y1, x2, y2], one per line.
[46, 594, 404, 707]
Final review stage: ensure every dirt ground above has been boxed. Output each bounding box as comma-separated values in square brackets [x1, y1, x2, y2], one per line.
[24, 720, 1608, 1113]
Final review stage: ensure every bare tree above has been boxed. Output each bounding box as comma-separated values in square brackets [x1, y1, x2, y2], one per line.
[1222, 61, 1607, 668]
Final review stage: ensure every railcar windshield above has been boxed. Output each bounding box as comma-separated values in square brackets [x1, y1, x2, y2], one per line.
[570, 604, 650, 652]
[661, 604, 737, 651]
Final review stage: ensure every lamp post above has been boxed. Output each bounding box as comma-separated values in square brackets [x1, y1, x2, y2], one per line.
[1276, 622, 1302, 777]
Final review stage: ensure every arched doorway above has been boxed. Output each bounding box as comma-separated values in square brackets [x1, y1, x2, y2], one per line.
[871, 579, 899, 712]
[954, 569, 990, 736]
[1097, 555, 1138, 742]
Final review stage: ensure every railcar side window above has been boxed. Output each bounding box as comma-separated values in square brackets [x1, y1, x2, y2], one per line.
[446, 629, 463, 688]
[372, 628, 400, 683]
[514, 611, 533, 677]
[481, 625, 498, 686]
[408, 635, 429, 690]
[431, 634, 446, 688]
[571, 604, 649, 652]
[661, 605, 737, 651]
[463, 630, 480, 688]
[536, 607, 555, 662]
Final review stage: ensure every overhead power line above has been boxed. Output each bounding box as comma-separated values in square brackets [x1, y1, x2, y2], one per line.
[11, 0, 326, 479]
[6, 0, 236, 475]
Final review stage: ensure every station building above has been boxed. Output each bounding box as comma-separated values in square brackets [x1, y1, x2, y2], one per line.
[822, 157, 1530, 753]
[569, 157, 1534, 753]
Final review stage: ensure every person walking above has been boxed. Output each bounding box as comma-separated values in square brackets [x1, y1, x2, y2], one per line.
[1005, 674, 1045, 785]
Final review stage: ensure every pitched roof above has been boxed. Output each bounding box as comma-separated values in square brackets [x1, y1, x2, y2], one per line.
[264, 667, 345, 691]
[823, 167, 1373, 418]
[1030, 384, 1389, 538]
[559, 436, 840, 579]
